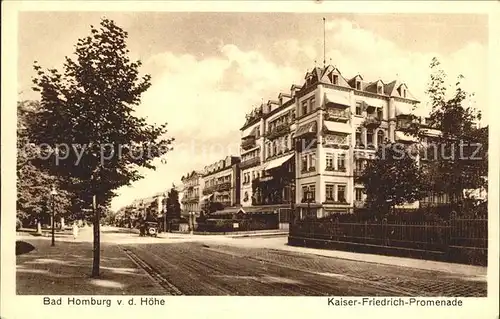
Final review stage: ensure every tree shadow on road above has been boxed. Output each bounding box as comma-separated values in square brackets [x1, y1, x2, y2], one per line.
[16, 238, 164, 295]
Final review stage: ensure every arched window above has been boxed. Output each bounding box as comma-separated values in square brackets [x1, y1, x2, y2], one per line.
[377, 130, 385, 146]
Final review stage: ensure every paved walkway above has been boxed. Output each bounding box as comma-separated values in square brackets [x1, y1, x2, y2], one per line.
[16, 234, 164, 295]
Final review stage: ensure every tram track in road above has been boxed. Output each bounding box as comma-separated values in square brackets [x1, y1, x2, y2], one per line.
[201, 245, 416, 296]
[123, 242, 413, 296]
[121, 247, 184, 296]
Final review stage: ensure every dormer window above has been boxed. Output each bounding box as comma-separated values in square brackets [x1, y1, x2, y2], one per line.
[333, 75, 339, 85]
[356, 81, 361, 90]
[377, 85, 383, 94]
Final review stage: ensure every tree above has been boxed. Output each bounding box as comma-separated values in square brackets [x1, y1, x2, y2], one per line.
[358, 142, 427, 218]
[409, 57, 487, 206]
[17, 100, 73, 232]
[30, 18, 173, 277]
[165, 185, 181, 230]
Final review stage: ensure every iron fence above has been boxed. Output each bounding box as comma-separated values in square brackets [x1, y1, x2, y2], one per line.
[290, 218, 487, 252]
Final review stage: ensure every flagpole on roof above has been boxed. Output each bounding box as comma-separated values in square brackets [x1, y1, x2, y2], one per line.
[323, 17, 326, 67]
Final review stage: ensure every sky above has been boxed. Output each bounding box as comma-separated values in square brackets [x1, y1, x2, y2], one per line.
[17, 12, 489, 211]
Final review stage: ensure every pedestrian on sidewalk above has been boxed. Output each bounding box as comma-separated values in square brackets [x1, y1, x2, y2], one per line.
[72, 222, 79, 240]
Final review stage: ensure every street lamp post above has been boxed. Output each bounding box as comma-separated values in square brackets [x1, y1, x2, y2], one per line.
[50, 186, 58, 246]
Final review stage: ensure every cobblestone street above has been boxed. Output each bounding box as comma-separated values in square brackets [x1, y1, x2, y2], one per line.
[16, 229, 487, 296]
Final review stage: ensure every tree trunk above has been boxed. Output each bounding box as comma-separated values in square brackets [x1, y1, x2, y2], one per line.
[91, 194, 100, 278]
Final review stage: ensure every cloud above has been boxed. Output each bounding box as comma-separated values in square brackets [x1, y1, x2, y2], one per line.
[322, 19, 487, 118]
[111, 44, 303, 210]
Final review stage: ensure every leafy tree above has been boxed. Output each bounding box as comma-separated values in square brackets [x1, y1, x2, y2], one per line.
[358, 142, 427, 218]
[408, 57, 487, 206]
[165, 185, 181, 229]
[30, 18, 173, 277]
[17, 100, 73, 231]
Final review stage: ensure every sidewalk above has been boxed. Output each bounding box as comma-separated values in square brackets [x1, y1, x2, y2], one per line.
[202, 236, 487, 281]
[16, 236, 165, 295]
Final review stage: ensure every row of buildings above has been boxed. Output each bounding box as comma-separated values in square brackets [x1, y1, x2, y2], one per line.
[176, 64, 449, 228]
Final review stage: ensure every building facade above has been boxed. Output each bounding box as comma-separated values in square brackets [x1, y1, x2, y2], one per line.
[201, 156, 241, 210]
[180, 171, 203, 214]
[292, 65, 420, 218]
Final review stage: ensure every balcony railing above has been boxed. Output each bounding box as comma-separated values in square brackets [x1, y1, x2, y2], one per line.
[241, 137, 256, 150]
[323, 134, 349, 148]
[364, 116, 381, 128]
[325, 166, 346, 172]
[265, 123, 290, 140]
[240, 156, 261, 170]
[301, 166, 316, 173]
[324, 108, 350, 122]
[216, 182, 231, 192]
[353, 169, 364, 177]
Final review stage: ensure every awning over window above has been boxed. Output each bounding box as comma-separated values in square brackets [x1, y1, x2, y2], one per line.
[263, 154, 294, 171]
[324, 93, 350, 108]
[295, 121, 317, 138]
[211, 207, 244, 215]
[243, 126, 258, 139]
[323, 121, 351, 134]
[395, 104, 412, 116]
[422, 128, 441, 137]
[395, 131, 417, 142]
[201, 194, 214, 201]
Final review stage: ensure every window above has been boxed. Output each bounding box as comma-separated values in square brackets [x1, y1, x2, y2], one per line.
[326, 184, 334, 200]
[308, 153, 316, 171]
[302, 101, 308, 116]
[355, 102, 363, 115]
[301, 155, 308, 172]
[355, 129, 362, 146]
[337, 153, 346, 171]
[266, 143, 271, 158]
[356, 81, 361, 90]
[377, 109, 383, 120]
[355, 188, 363, 201]
[377, 130, 385, 146]
[310, 97, 316, 110]
[272, 141, 277, 155]
[326, 154, 334, 169]
[377, 85, 383, 94]
[355, 159, 363, 171]
[367, 129, 374, 145]
[333, 75, 339, 85]
[309, 185, 316, 200]
[337, 185, 346, 202]
[291, 110, 296, 121]
[255, 127, 260, 138]
[302, 186, 308, 199]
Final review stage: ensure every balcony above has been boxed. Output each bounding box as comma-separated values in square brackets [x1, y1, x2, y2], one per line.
[241, 136, 256, 150]
[301, 166, 316, 174]
[364, 116, 381, 128]
[323, 134, 349, 149]
[216, 182, 231, 192]
[324, 108, 350, 123]
[240, 156, 261, 170]
[353, 169, 364, 177]
[265, 123, 290, 140]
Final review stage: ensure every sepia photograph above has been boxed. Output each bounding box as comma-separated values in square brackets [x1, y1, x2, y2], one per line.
[2, 1, 499, 318]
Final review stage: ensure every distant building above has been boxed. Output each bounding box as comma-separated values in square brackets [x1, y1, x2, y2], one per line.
[180, 171, 203, 214]
[201, 156, 241, 211]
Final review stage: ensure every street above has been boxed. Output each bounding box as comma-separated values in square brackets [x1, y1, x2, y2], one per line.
[16, 227, 487, 296]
